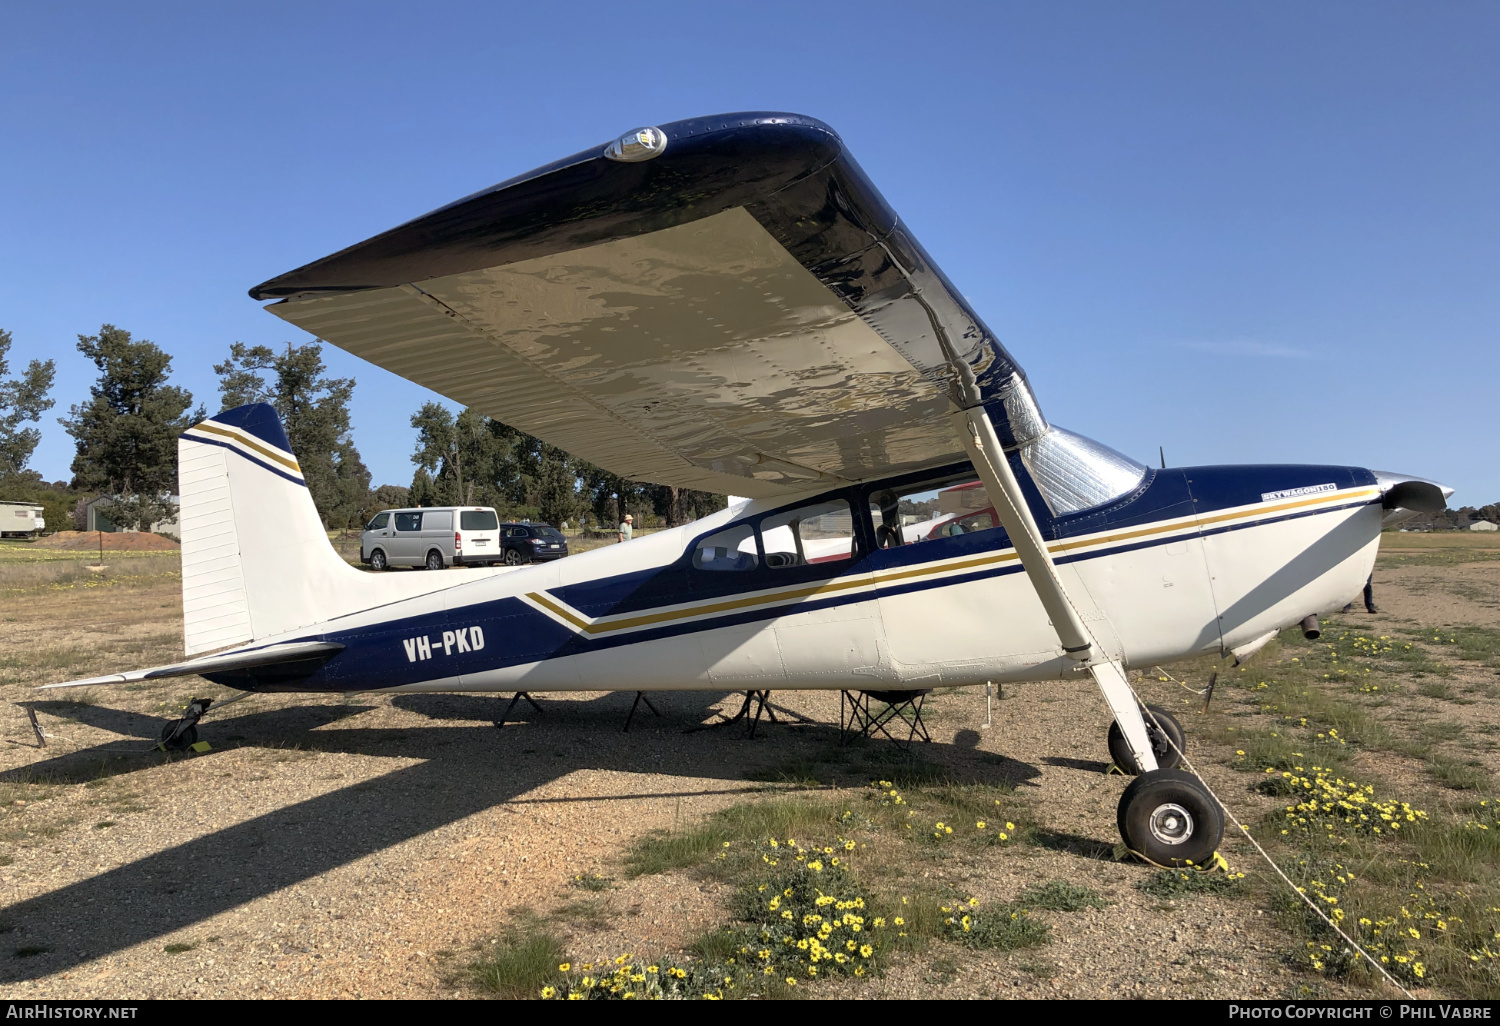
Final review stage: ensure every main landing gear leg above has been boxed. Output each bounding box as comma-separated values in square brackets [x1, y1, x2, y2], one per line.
[1089, 661, 1157, 774]
[1091, 661, 1224, 866]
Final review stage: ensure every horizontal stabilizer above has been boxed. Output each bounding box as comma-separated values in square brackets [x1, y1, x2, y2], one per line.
[39, 641, 344, 690]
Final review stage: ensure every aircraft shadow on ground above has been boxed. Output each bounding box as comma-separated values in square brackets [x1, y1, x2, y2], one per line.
[0, 689, 1039, 981]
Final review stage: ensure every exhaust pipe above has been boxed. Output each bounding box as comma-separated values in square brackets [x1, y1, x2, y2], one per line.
[1300, 614, 1321, 641]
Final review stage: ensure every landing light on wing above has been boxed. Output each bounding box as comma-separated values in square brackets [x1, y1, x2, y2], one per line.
[605, 126, 667, 162]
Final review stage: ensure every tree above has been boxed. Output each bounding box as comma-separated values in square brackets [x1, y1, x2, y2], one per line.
[576, 461, 649, 529]
[410, 403, 519, 509]
[62, 325, 198, 530]
[0, 329, 56, 478]
[409, 468, 439, 508]
[372, 483, 410, 511]
[214, 341, 371, 527]
[531, 442, 579, 527]
[646, 484, 726, 527]
[406, 402, 722, 528]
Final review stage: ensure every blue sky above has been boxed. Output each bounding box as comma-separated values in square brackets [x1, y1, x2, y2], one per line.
[2, 1, 1495, 502]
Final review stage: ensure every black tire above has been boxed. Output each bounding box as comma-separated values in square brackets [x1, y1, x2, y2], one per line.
[1117, 768, 1224, 867]
[426, 549, 445, 571]
[1108, 705, 1185, 774]
[369, 549, 387, 571]
[158, 721, 198, 752]
[503, 548, 525, 566]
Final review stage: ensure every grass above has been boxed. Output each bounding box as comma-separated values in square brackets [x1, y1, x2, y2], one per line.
[624, 796, 843, 878]
[469, 927, 567, 1000]
[604, 775, 1058, 996]
[13, 946, 49, 958]
[162, 942, 197, 954]
[550, 897, 613, 931]
[1015, 880, 1108, 911]
[1416, 626, 1500, 669]
[1137, 869, 1246, 898]
[1427, 756, 1490, 791]
[1204, 623, 1500, 996]
[945, 904, 1050, 950]
[1376, 532, 1500, 567]
[689, 927, 742, 964]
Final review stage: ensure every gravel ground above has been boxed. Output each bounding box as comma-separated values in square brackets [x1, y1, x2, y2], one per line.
[0, 555, 1482, 1000]
[0, 677, 1308, 1000]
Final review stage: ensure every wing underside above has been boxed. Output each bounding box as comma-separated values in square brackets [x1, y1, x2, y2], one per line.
[255, 113, 1044, 497]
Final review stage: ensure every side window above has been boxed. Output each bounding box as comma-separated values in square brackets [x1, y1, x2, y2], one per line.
[394, 512, 422, 532]
[868, 474, 997, 549]
[760, 499, 854, 569]
[692, 523, 758, 571]
[367, 513, 389, 531]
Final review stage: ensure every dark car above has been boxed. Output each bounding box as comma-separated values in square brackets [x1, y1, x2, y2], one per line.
[498, 522, 570, 565]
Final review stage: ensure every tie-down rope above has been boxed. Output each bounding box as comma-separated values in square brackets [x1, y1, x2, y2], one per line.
[1127, 674, 1415, 1000]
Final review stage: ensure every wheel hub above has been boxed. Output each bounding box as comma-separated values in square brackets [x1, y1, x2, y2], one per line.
[1148, 802, 1194, 845]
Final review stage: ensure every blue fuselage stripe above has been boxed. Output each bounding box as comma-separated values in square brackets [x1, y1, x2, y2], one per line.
[184, 434, 308, 487]
[249, 490, 1377, 694]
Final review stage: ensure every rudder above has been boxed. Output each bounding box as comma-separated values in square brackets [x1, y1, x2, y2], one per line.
[178, 404, 361, 654]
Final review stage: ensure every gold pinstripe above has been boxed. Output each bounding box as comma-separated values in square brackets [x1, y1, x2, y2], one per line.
[533, 487, 1380, 636]
[187, 422, 303, 474]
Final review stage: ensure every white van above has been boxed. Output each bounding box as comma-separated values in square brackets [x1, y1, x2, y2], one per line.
[360, 507, 502, 570]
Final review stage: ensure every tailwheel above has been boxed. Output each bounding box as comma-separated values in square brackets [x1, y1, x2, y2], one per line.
[158, 720, 199, 751]
[1107, 704, 1185, 774]
[157, 697, 213, 752]
[1117, 768, 1224, 867]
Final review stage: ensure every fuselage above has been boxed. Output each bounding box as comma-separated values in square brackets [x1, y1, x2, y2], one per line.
[205, 461, 1382, 695]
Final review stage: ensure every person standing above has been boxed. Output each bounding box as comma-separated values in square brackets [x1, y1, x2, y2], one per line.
[1343, 573, 1377, 614]
[618, 513, 633, 543]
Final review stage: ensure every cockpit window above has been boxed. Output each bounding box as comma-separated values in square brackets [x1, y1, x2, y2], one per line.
[867, 474, 998, 548]
[692, 523, 758, 571]
[760, 499, 854, 569]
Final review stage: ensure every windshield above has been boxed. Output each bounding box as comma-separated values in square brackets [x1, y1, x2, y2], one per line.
[461, 510, 499, 531]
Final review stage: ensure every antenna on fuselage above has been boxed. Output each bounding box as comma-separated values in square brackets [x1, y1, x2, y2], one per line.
[1159, 446, 1166, 469]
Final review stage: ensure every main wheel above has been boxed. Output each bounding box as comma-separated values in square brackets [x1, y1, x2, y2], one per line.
[1108, 705, 1186, 774]
[426, 549, 445, 571]
[369, 549, 388, 571]
[503, 548, 525, 566]
[158, 720, 198, 752]
[1117, 768, 1224, 867]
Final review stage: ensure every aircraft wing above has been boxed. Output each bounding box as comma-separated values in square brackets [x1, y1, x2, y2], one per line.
[252, 112, 1044, 497]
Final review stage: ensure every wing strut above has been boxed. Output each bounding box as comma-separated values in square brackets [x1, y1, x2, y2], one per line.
[953, 407, 1159, 773]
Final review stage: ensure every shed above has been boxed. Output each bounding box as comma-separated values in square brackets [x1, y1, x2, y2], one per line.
[84, 496, 181, 539]
[1470, 520, 1498, 532]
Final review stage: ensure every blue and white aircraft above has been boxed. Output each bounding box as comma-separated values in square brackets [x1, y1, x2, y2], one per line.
[47, 113, 1449, 866]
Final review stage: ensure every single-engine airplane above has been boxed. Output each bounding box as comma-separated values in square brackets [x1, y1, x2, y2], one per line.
[45, 113, 1451, 866]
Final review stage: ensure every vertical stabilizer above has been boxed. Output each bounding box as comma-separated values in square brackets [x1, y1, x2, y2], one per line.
[178, 404, 486, 656]
[179, 405, 350, 653]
